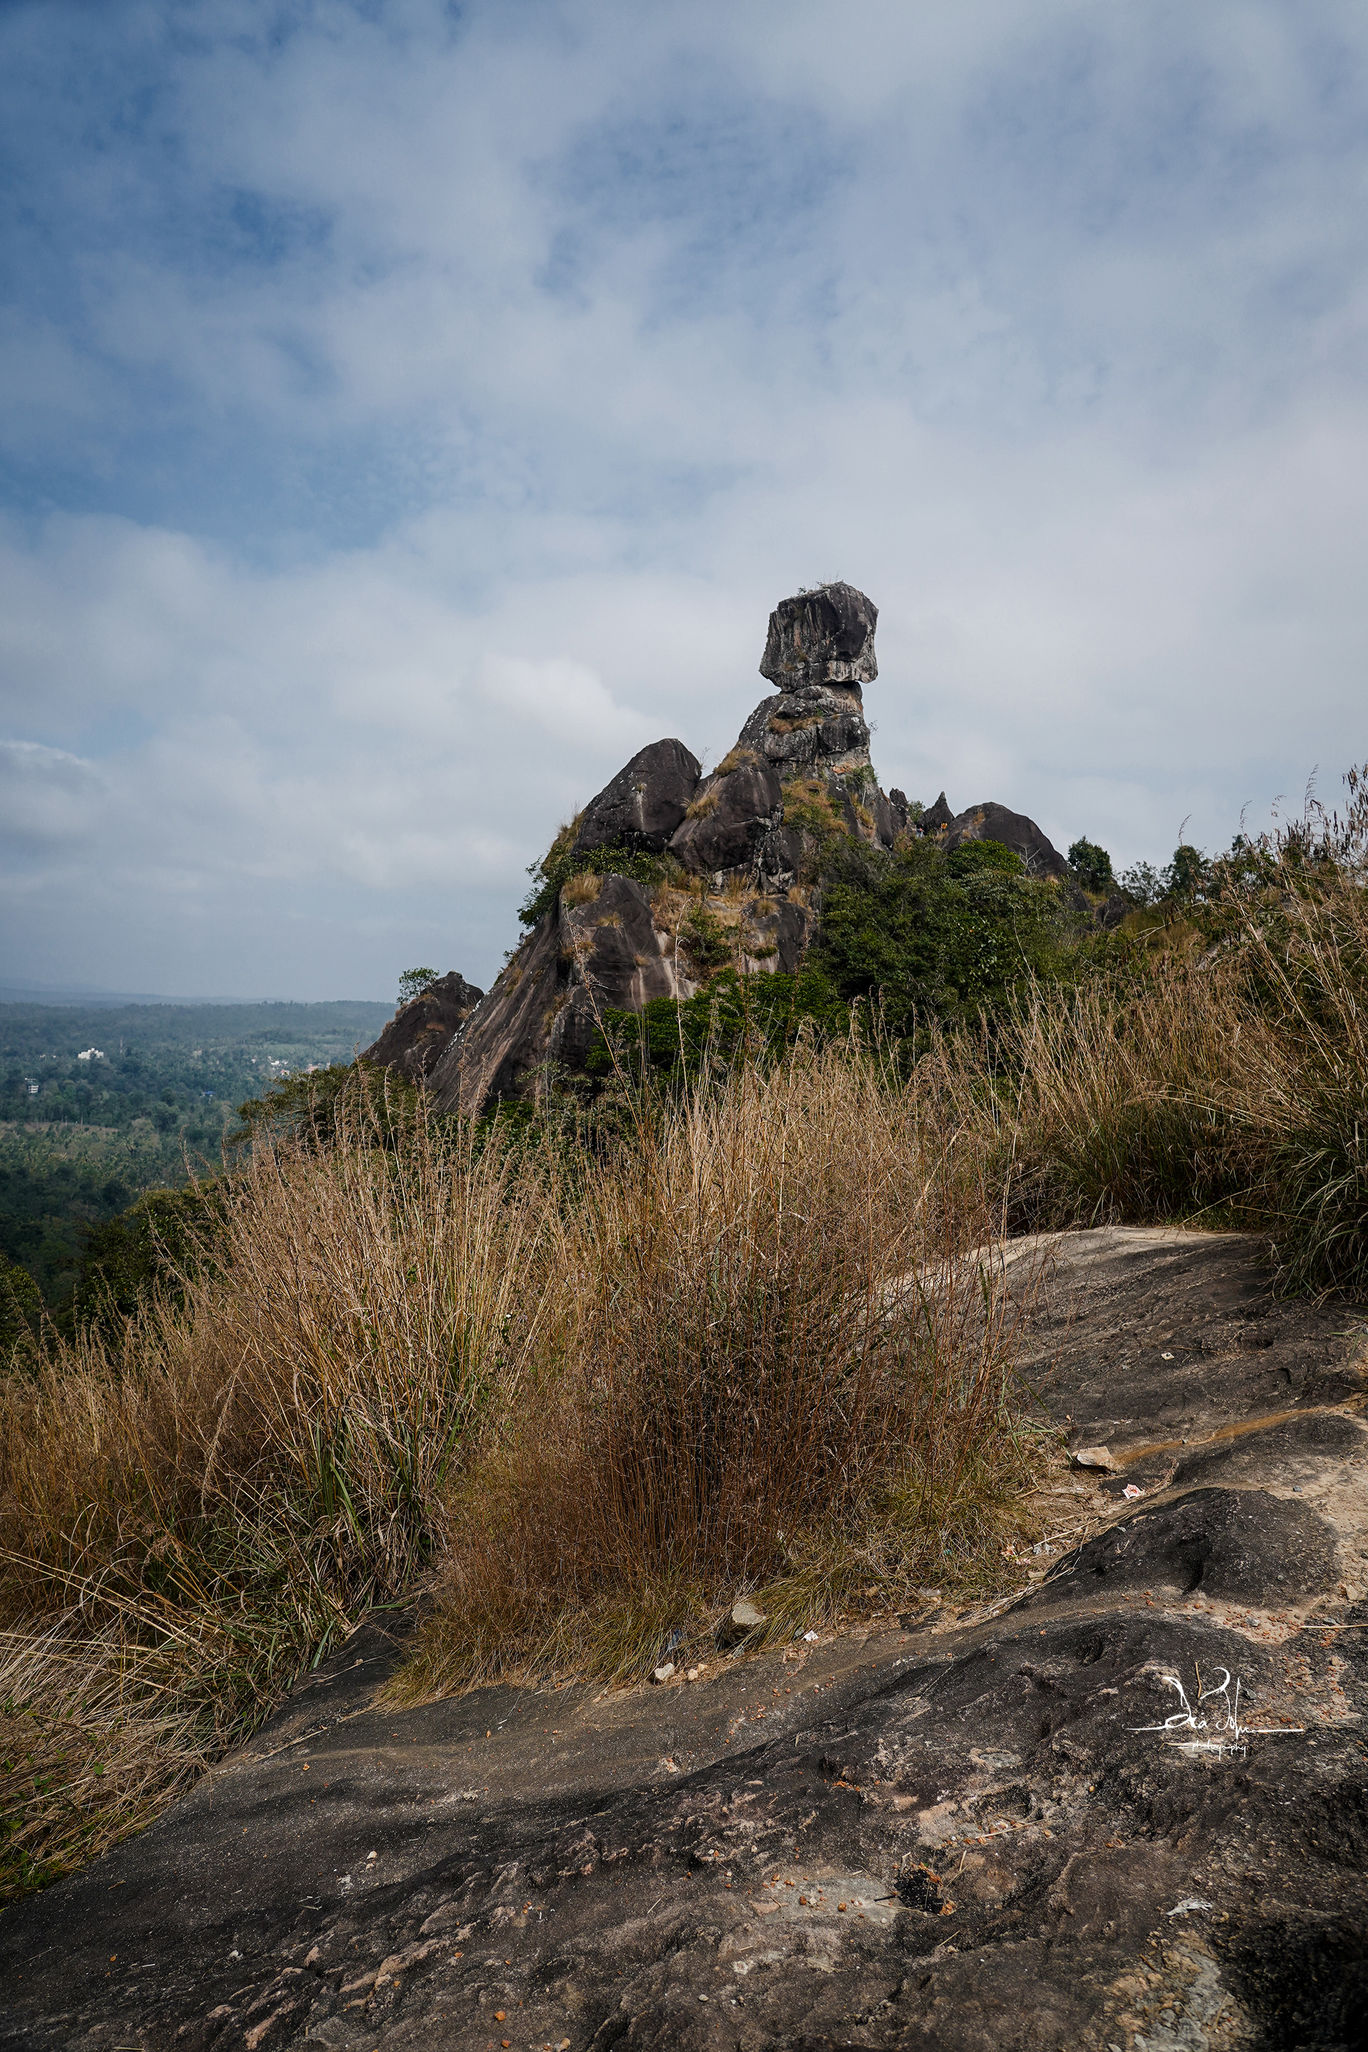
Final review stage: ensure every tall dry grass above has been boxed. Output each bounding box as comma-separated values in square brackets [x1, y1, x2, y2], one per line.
[938, 817, 1368, 1292]
[0, 1088, 560, 1897]
[401, 1044, 1040, 1697]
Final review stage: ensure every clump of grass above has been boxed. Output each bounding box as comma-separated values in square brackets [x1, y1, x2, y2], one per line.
[934, 777, 1368, 1292]
[0, 1626, 211, 1903]
[399, 1041, 1041, 1697]
[956, 954, 1266, 1233]
[0, 1078, 560, 1897]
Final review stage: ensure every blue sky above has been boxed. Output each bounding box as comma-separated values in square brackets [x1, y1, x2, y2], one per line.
[3, 0, 1368, 998]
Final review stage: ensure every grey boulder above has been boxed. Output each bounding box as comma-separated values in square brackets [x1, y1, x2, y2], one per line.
[759, 581, 879, 691]
[570, 738, 701, 858]
[360, 970, 484, 1084]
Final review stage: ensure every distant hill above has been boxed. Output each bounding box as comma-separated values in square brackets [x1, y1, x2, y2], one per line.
[0, 997, 394, 1305]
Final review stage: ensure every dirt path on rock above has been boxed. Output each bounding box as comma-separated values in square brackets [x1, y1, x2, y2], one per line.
[3, 1228, 1367, 2052]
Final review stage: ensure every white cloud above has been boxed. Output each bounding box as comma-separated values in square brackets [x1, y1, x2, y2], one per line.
[0, 741, 106, 849]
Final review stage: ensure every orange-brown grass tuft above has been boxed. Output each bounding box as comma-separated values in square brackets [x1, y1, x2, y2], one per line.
[399, 1042, 1042, 1698]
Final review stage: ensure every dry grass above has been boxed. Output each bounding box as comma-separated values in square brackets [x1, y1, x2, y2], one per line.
[930, 841, 1368, 1293]
[715, 745, 762, 776]
[0, 1087, 560, 1898]
[0, 1625, 212, 1898]
[560, 869, 604, 909]
[400, 1043, 1041, 1698]
[952, 951, 1265, 1234]
[0, 1048, 1045, 1892]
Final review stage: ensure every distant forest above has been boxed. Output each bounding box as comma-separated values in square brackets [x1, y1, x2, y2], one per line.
[0, 1000, 392, 1305]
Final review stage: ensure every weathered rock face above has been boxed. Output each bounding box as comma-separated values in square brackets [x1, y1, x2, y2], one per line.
[359, 970, 484, 1084]
[759, 580, 879, 691]
[917, 794, 1070, 880]
[570, 738, 701, 858]
[920, 790, 955, 835]
[431, 873, 690, 1113]
[10, 1229, 1367, 2052]
[943, 800, 1070, 879]
[667, 754, 784, 876]
[738, 681, 873, 782]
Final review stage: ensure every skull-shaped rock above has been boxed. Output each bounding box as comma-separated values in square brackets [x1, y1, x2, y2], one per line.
[759, 582, 878, 692]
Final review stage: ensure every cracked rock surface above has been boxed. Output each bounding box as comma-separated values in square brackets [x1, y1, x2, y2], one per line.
[4, 1227, 1367, 2051]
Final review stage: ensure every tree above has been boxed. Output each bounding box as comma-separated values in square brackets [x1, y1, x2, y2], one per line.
[1067, 837, 1115, 896]
[398, 966, 439, 1007]
[811, 835, 1073, 1034]
[1168, 843, 1211, 902]
[0, 1250, 44, 1365]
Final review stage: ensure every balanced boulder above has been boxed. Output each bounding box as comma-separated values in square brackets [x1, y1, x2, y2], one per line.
[759, 581, 879, 691]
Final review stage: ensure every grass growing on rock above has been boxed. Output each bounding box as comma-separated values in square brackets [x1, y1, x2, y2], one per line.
[398, 1042, 1042, 1699]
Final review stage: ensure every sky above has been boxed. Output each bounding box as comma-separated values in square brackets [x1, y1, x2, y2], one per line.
[3, 0, 1368, 1000]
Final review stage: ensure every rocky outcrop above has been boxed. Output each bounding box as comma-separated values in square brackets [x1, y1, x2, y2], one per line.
[569, 738, 701, 858]
[667, 753, 784, 877]
[430, 583, 898, 1113]
[419, 584, 1076, 1114]
[912, 795, 1070, 879]
[943, 800, 1070, 879]
[359, 970, 484, 1084]
[441, 873, 691, 1112]
[10, 1228, 1367, 2051]
[920, 790, 955, 835]
[759, 581, 879, 691]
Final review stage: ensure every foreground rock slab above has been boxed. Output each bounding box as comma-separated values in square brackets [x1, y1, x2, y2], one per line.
[4, 1228, 1367, 2051]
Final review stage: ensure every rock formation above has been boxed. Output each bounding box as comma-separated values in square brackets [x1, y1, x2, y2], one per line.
[759, 580, 879, 691]
[941, 799, 1071, 879]
[360, 970, 484, 1085]
[409, 584, 1071, 1114]
[569, 738, 701, 858]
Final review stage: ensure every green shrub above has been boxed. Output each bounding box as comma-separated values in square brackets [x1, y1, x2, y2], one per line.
[59, 1183, 225, 1346]
[679, 901, 734, 976]
[518, 836, 682, 927]
[588, 968, 852, 1085]
[812, 836, 1076, 1034]
[0, 1251, 43, 1365]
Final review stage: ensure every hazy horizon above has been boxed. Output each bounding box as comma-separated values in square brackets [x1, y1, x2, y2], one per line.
[5, 2, 1368, 999]
[0, 979, 393, 1008]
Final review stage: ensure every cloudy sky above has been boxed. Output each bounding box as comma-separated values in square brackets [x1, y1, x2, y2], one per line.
[3, 0, 1367, 999]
